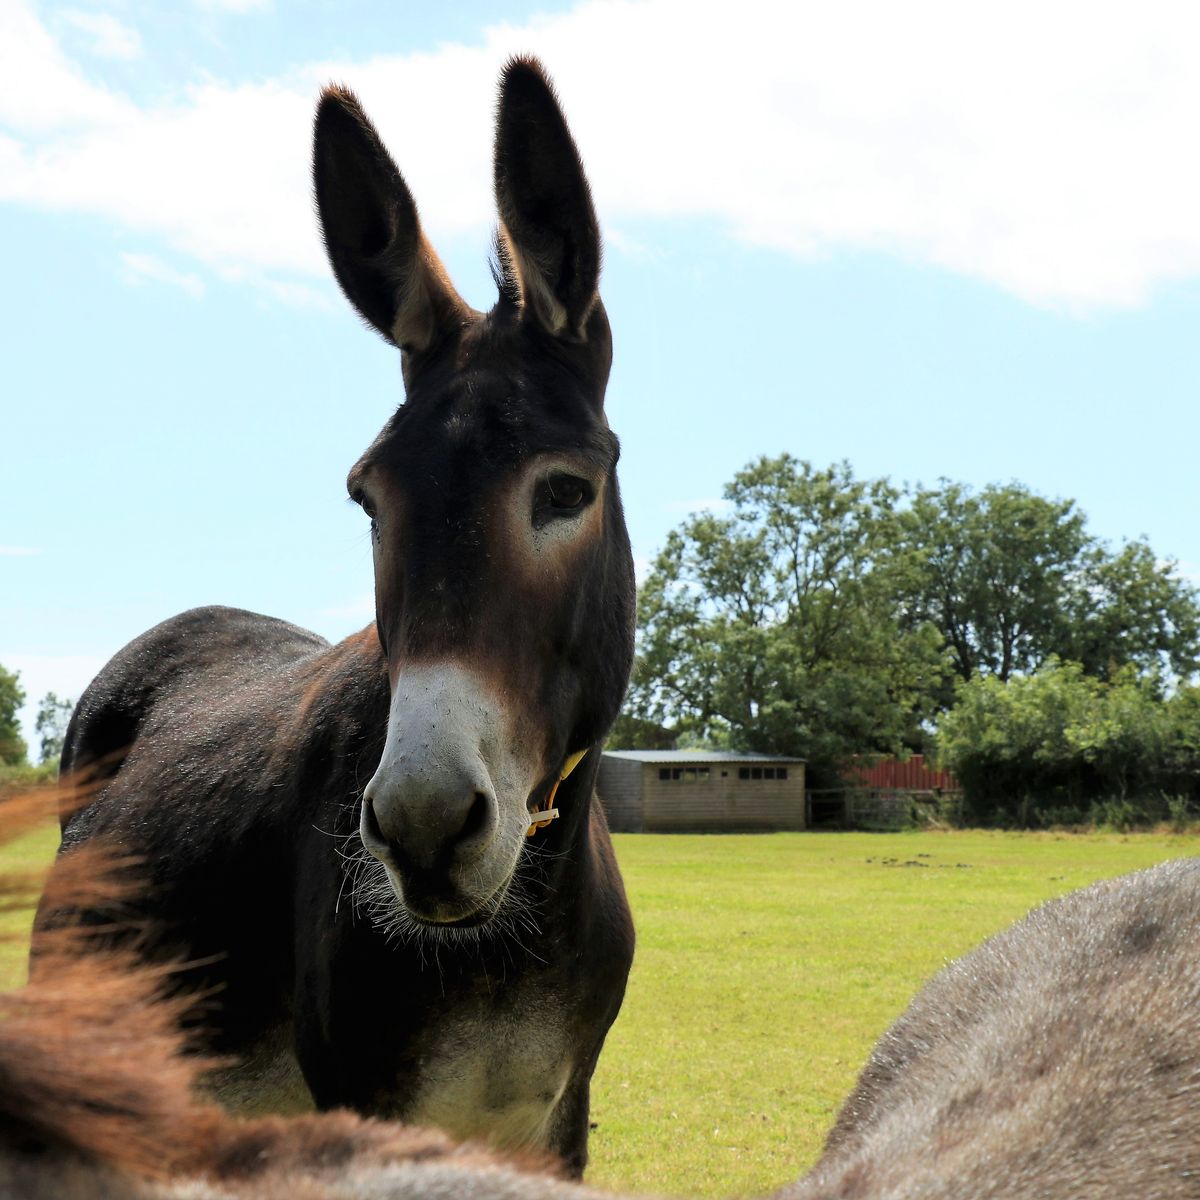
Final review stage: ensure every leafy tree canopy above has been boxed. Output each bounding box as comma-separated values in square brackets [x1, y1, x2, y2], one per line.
[935, 658, 1200, 825]
[627, 456, 948, 778]
[896, 480, 1200, 691]
[1064, 539, 1200, 682]
[622, 460, 1200, 782]
[0, 666, 27, 767]
[34, 692, 74, 765]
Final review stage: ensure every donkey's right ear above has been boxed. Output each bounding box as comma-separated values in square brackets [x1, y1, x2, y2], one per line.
[313, 87, 469, 352]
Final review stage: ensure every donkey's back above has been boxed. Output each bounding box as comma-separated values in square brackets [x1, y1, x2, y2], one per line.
[60, 604, 330, 807]
[49, 604, 387, 1064]
[786, 856, 1200, 1199]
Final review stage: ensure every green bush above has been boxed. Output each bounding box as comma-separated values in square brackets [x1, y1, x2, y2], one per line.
[1090, 796, 1142, 833]
[936, 660, 1198, 827]
[1166, 793, 1196, 832]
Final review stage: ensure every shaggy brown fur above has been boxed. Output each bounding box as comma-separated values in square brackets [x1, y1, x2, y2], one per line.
[8, 780, 1200, 1198]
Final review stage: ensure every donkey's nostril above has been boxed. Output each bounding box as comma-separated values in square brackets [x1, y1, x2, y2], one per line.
[361, 796, 386, 849]
[458, 790, 493, 847]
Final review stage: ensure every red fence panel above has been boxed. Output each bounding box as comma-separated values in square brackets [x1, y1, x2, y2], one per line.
[842, 754, 959, 791]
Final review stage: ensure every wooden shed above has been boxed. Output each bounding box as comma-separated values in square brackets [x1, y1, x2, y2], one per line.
[597, 751, 807, 833]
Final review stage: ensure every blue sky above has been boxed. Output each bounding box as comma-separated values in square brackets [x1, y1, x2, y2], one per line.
[3, 0, 1200, 750]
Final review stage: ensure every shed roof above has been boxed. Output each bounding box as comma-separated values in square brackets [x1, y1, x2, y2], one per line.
[602, 750, 806, 764]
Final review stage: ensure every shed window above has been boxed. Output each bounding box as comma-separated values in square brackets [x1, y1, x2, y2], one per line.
[658, 767, 670, 781]
[736, 765, 790, 781]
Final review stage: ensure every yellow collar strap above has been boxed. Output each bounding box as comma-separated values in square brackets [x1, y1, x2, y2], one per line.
[526, 748, 589, 836]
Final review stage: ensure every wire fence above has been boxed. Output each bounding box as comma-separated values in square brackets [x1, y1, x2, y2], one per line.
[805, 787, 965, 830]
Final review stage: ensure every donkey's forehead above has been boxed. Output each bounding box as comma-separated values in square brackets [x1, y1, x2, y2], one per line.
[367, 350, 613, 474]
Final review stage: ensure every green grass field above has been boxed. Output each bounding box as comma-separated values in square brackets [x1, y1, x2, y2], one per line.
[588, 830, 1200, 1196]
[0, 821, 60, 990]
[3, 824, 1196, 1196]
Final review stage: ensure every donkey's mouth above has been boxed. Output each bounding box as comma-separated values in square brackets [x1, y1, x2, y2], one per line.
[382, 863, 509, 928]
[407, 906, 495, 930]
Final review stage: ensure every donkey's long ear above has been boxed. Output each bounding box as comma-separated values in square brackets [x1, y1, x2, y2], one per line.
[314, 87, 469, 352]
[494, 58, 601, 340]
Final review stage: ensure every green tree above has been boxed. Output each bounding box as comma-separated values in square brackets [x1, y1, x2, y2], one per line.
[606, 713, 677, 750]
[627, 456, 948, 778]
[1064, 665, 1169, 802]
[937, 659, 1171, 825]
[0, 666, 27, 767]
[1164, 685, 1200, 799]
[896, 481, 1088, 687]
[897, 482, 1200, 694]
[34, 692, 74, 765]
[1064, 540, 1200, 681]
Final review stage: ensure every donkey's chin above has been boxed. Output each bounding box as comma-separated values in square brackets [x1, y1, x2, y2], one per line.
[382, 863, 515, 930]
[351, 822, 531, 944]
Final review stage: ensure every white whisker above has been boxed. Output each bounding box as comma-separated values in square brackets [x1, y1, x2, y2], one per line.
[340, 830, 549, 960]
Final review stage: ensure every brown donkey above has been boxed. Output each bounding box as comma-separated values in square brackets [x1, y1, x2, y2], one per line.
[35, 56, 634, 1178]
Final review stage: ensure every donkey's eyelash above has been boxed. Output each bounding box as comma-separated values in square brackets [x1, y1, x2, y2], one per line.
[349, 489, 377, 520]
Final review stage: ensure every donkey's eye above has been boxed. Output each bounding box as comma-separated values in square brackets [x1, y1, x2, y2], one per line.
[533, 473, 593, 529]
[351, 490, 377, 520]
[548, 474, 588, 509]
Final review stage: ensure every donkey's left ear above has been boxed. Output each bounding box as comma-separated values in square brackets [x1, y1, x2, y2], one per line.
[494, 57, 601, 340]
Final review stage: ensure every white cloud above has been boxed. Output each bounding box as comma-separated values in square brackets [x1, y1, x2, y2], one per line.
[0, 0, 132, 132]
[605, 225, 659, 263]
[60, 10, 142, 60]
[0, 546, 41, 557]
[214, 262, 334, 309]
[311, 593, 376, 645]
[5, 0, 1200, 310]
[119, 251, 206, 298]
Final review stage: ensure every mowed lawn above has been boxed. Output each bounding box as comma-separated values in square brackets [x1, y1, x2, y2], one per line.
[587, 830, 1200, 1196]
[1, 823, 1196, 1196]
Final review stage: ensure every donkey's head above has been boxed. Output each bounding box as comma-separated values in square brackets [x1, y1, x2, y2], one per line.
[314, 58, 634, 929]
